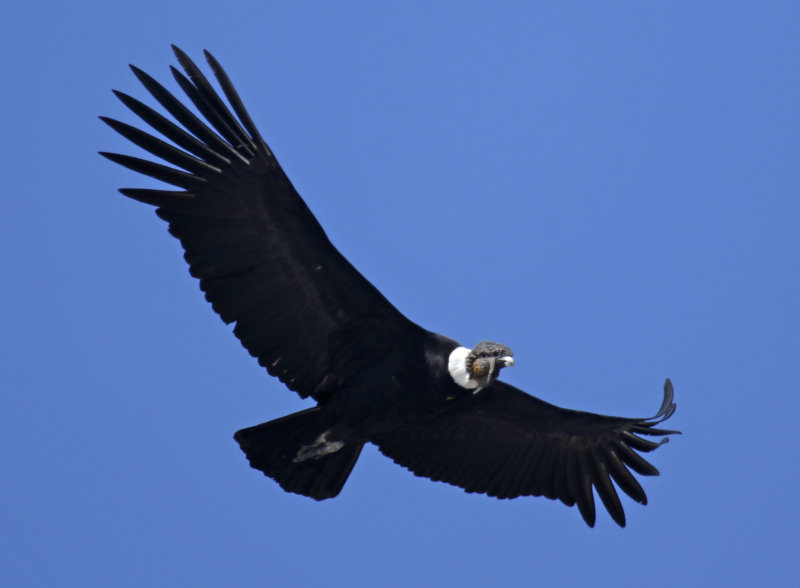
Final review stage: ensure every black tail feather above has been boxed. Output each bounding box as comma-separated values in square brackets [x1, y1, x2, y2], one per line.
[234, 408, 362, 500]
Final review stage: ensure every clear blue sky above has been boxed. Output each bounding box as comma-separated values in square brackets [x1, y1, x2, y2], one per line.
[2, 2, 798, 587]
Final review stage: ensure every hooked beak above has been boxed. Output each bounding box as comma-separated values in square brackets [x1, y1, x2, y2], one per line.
[489, 355, 515, 378]
[499, 356, 515, 367]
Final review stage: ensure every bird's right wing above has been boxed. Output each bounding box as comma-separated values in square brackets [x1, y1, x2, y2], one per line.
[101, 46, 420, 401]
[373, 380, 678, 527]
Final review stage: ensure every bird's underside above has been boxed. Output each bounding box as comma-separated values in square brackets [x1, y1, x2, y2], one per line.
[102, 45, 679, 528]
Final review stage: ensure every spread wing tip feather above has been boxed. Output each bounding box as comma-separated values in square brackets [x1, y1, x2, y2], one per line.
[633, 378, 680, 438]
[657, 378, 676, 419]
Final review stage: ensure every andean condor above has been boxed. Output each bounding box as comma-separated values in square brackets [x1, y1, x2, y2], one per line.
[101, 46, 678, 528]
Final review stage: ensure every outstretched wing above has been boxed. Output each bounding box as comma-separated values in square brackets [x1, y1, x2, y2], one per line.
[101, 46, 417, 401]
[373, 379, 678, 527]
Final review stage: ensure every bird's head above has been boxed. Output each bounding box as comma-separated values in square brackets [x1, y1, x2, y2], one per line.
[467, 340, 515, 388]
[448, 340, 514, 391]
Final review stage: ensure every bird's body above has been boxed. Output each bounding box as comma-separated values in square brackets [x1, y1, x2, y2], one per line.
[102, 46, 678, 527]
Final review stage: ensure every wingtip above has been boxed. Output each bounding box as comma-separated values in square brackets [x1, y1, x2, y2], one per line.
[655, 378, 676, 420]
[170, 44, 190, 64]
[171, 44, 192, 68]
[203, 49, 222, 71]
[129, 64, 155, 86]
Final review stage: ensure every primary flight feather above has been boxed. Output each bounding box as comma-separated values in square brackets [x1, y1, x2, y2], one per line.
[101, 46, 678, 527]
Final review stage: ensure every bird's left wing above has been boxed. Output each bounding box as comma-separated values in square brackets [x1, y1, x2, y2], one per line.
[101, 47, 419, 401]
[373, 380, 678, 527]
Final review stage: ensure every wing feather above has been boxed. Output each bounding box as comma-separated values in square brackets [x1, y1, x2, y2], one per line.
[590, 447, 625, 527]
[102, 46, 417, 400]
[374, 379, 678, 527]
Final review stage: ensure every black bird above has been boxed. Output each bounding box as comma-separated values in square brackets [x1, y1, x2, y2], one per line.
[101, 46, 678, 527]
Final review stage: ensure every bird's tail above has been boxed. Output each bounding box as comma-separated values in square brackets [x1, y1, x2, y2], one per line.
[233, 407, 363, 500]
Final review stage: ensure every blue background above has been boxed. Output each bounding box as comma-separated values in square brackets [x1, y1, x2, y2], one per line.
[2, 2, 798, 586]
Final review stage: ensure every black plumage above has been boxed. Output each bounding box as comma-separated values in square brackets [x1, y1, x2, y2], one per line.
[101, 46, 678, 527]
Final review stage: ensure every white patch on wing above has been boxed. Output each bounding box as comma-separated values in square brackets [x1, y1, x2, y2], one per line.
[293, 430, 345, 463]
[448, 346, 479, 390]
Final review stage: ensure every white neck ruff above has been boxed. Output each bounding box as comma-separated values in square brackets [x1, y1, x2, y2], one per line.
[448, 346, 480, 390]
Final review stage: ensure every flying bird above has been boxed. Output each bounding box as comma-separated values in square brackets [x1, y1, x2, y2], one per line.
[101, 46, 678, 527]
